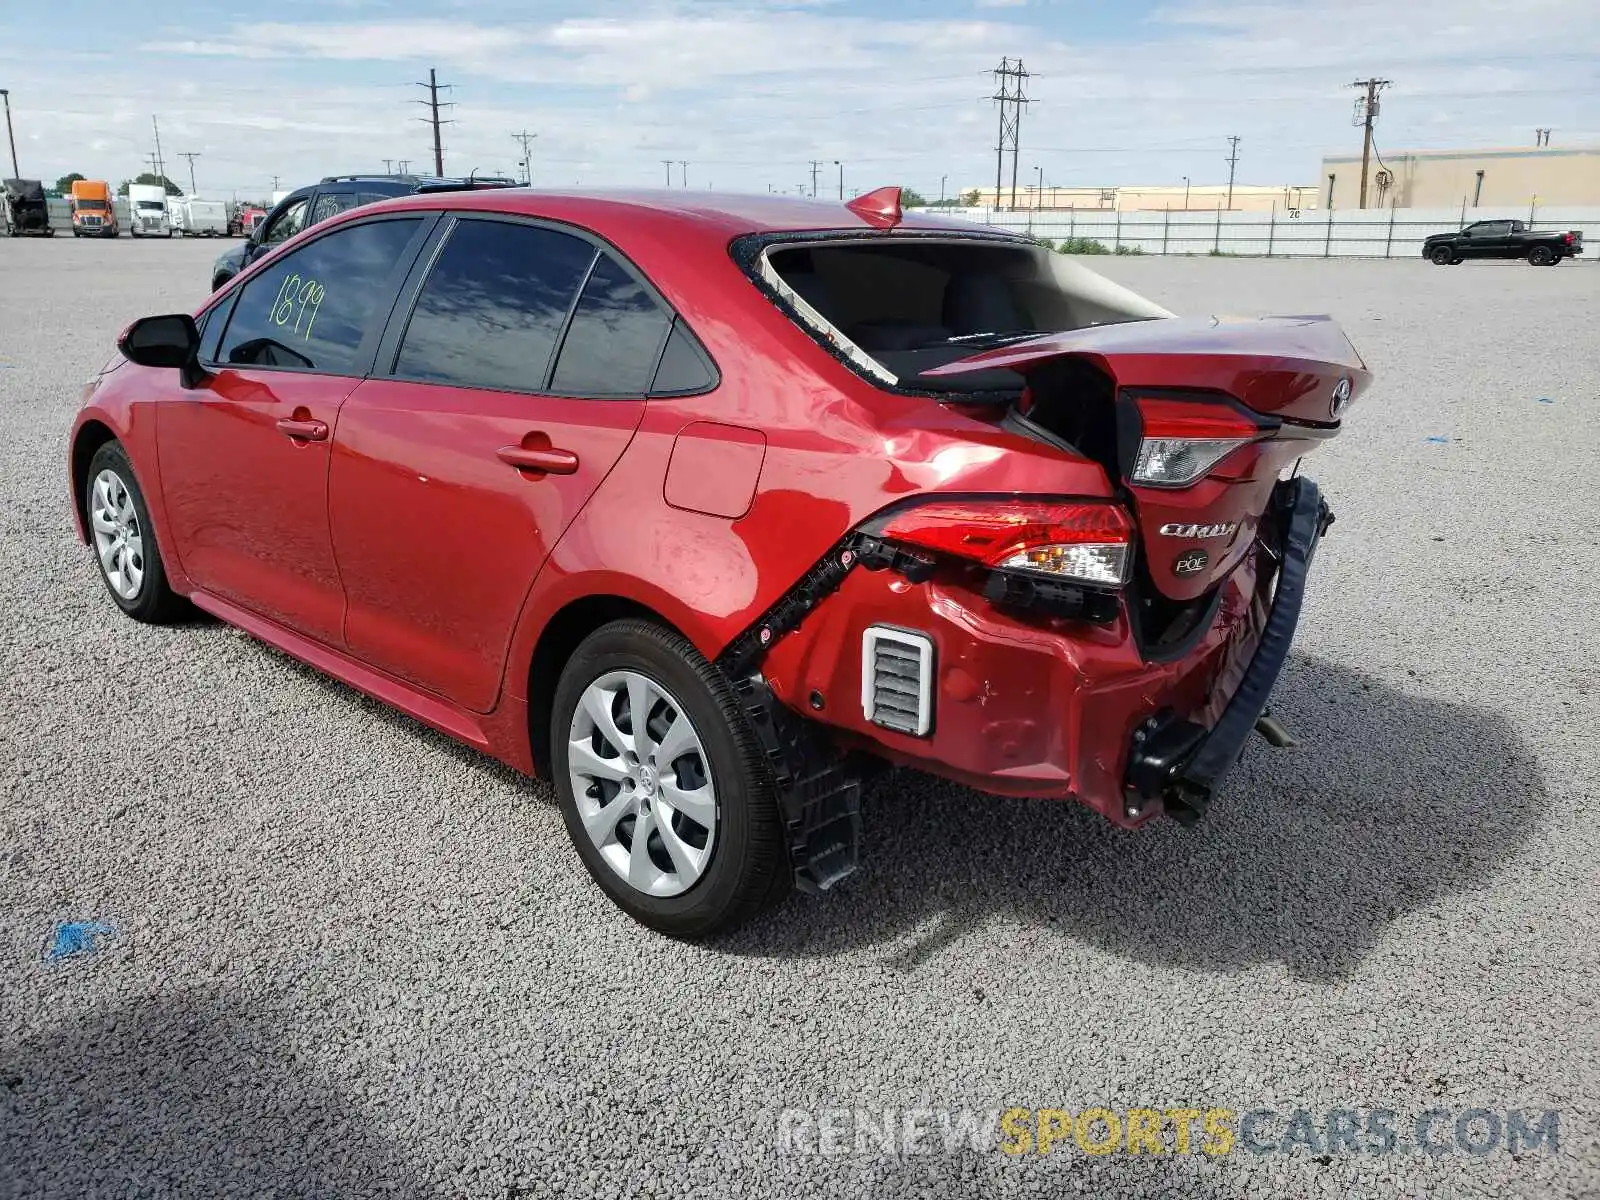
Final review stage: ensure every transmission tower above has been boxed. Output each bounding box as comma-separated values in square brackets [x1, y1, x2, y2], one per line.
[414, 68, 455, 176]
[991, 57, 1031, 210]
[511, 130, 537, 183]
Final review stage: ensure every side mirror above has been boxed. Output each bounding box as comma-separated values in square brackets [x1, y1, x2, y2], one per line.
[117, 313, 210, 388]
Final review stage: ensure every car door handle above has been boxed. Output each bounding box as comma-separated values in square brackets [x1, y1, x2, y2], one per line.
[497, 445, 579, 475]
[276, 417, 329, 441]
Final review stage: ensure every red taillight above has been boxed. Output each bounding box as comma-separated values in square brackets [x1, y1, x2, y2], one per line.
[1129, 396, 1265, 488]
[1564, 232, 1574, 244]
[872, 499, 1133, 587]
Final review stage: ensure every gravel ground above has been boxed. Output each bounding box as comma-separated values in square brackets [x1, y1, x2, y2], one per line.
[2, 236, 1598, 1199]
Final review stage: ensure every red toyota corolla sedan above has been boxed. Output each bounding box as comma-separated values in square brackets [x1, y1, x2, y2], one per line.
[69, 185, 1368, 936]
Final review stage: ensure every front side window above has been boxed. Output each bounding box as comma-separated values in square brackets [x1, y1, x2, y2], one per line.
[260, 199, 309, 246]
[393, 219, 597, 392]
[218, 218, 421, 374]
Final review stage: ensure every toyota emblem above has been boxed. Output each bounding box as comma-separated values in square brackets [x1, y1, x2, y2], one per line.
[1330, 377, 1353, 419]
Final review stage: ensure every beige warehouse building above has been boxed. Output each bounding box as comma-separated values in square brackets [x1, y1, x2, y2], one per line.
[1319, 146, 1600, 209]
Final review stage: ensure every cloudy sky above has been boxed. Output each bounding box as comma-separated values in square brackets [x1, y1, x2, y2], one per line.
[2, 0, 1596, 201]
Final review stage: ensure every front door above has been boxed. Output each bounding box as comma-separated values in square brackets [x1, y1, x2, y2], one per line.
[329, 216, 675, 712]
[157, 214, 428, 644]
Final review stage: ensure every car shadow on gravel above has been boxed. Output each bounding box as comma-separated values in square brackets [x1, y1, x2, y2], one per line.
[0, 989, 427, 1197]
[722, 654, 1548, 981]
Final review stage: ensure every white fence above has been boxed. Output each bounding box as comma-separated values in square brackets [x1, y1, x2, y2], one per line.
[913, 203, 1599, 260]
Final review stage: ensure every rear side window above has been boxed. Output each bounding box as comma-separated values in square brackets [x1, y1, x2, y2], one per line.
[650, 322, 717, 394]
[309, 191, 359, 226]
[394, 219, 596, 392]
[549, 254, 672, 395]
[218, 218, 422, 373]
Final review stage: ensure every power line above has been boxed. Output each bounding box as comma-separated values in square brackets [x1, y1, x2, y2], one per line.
[511, 129, 537, 183]
[1224, 135, 1240, 211]
[991, 57, 1031, 210]
[414, 67, 455, 176]
[1349, 77, 1391, 209]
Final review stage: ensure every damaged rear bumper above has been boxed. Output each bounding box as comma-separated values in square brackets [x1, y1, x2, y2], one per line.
[724, 476, 1331, 891]
[1123, 475, 1330, 822]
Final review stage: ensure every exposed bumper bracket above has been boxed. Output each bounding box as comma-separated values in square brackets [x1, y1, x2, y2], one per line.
[733, 674, 863, 893]
[1124, 476, 1329, 823]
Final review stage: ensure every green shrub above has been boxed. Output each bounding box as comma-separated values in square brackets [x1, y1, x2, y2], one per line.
[1056, 237, 1111, 254]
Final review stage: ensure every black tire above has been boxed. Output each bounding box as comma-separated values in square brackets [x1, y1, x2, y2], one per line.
[211, 274, 230, 292]
[1528, 245, 1554, 266]
[1429, 245, 1453, 265]
[84, 441, 187, 624]
[550, 618, 788, 937]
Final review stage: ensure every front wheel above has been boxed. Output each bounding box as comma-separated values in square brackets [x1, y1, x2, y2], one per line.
[84, 441, 187, 623]
[1528, 245, 1555, 266]
[1429, 245, 1454, 265]
[551, 619, 789, 937]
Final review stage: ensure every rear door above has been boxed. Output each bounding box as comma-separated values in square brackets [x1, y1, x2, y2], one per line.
[328, 214, 672, 712]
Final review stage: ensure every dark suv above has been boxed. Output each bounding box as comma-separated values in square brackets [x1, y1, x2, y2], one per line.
[209, 175, 514, 290]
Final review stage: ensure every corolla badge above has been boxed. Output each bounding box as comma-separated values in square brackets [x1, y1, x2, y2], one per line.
[1158, 521, 1237, 539]
[1173, 549, 1209, 576]
[1330, 377, 1353, 419]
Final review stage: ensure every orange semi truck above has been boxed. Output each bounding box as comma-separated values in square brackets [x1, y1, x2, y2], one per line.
[69, 179, 118, 237]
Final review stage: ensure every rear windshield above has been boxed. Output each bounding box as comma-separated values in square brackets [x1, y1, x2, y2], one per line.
[762, 237, 1162, 394]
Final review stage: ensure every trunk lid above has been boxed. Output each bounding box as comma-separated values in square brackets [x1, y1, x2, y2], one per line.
[925, 315, 1370, 602]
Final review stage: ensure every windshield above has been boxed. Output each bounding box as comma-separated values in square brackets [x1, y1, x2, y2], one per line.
[76, 199, 108, 211]
[762, 237, 1169, 393]
[136, 201, 165, 212]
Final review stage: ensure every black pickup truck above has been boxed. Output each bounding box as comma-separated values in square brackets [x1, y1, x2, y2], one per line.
[1424, 219, 1583, 266]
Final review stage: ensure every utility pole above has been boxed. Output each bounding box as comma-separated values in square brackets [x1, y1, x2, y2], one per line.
[177, 152, 201, 195]
[0, 89, 18, 177]
[396, 160, 410, 175]
[271, 175, 280, 191]
[678, 160, 688, 187]
[809, 159, 823, 197]
[511, 130, 536, 183]
[939, 174, 947, 204]
[1035, 165, 1043, 208]
[1224, 135, 1241, 210]
[382, 158, 393, 174]
[1348, 77, 1391, 209]
[150, 115, 166, 186]
[414, 67, 454, 176]
[834, 160, 843, 200]
[1535, 127, 1551, 147]
[661, 160, 674, 186]
[991, 57, 1031, 210]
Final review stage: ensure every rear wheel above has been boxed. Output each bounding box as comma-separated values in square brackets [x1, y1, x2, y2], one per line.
[1429, 245, 1454, 265]
[551, 619, 788, 937]
[1529, 245, 1555, 266]
[84, 441, 187, 624]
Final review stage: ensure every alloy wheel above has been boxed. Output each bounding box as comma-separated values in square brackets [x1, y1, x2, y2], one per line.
[90, 468, 144, 600]
[567, 669, 718, 898]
